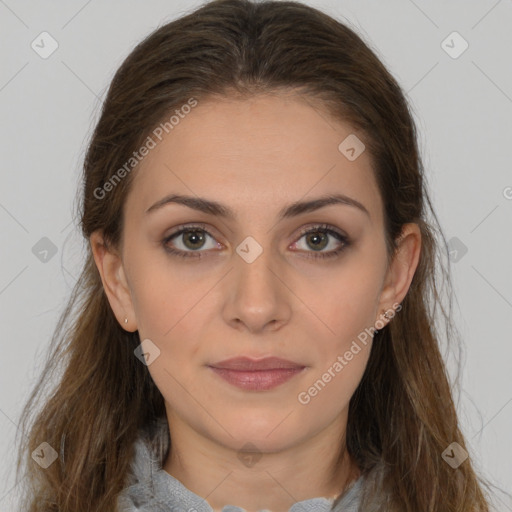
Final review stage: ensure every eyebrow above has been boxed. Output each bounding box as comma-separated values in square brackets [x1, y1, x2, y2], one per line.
[145, 193, 370, 220]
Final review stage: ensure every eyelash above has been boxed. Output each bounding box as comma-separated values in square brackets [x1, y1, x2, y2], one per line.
[162, 223, 350, 260]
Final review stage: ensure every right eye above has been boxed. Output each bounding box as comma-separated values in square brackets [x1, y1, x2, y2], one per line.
[162, 224, 222, 259]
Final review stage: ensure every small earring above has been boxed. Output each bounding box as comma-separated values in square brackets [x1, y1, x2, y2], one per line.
[375, 309, 390, 336]
[124, 317, 128, 324]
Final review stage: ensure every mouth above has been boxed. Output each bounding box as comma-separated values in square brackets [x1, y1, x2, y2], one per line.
[207, 356, 307, 391]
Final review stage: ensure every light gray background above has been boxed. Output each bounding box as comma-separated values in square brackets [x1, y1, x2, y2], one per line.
[0, 0, 511, 510]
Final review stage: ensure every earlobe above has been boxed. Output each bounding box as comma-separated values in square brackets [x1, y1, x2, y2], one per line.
[89, 230, 137, 332]
[375, 223, 421, 327]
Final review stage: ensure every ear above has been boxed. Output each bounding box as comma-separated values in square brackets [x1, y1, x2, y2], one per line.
[375, 223, 421, 327]
[90, 230, 138, 332]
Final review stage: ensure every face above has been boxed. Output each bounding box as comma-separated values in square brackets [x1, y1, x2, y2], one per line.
[92, 92, 419, 455]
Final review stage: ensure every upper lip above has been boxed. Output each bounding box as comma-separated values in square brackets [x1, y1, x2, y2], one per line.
[208, 356, 305, 371]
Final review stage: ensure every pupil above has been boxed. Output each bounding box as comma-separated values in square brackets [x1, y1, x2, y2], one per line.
[184, 231, 204, 249]
[308, 232, 327, 251]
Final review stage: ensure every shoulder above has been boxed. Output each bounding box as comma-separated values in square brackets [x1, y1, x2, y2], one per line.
[331, 473, 365, 512]
[116, 417, 170, 511]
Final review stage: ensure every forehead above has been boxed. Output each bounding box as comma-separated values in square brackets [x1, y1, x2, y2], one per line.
[125, 93, 383, 224]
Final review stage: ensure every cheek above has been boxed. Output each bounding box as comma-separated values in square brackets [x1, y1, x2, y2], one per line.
[298, 254, 383, 409]
[297, 298, 373, 413]
[126, 242, 209, 339]
[295, 325, 372, 426]
[301, 261, 383, 347]
[134, 284, 207, 366]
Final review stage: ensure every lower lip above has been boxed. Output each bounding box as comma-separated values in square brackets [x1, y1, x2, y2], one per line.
[208, 367, 305, 391]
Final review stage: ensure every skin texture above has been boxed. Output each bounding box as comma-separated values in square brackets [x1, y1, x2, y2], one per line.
[90, 93, 421, 512]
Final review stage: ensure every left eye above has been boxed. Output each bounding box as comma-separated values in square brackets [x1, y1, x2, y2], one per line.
[291, 225, 349, 259]
[162, 223, 349, 260]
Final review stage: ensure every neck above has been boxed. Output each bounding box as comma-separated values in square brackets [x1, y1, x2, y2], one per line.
[162, 411, 360, 512]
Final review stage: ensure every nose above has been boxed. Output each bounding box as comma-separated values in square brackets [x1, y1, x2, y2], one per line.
[221, 242, 292, 334]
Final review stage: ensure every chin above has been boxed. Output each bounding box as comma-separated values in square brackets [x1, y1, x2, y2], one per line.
[216, 417, 305, 452]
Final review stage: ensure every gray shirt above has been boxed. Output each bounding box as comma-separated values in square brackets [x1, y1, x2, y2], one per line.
[116, 429, 363, 512]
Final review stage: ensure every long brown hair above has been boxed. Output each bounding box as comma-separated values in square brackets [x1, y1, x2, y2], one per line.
[15, 1, 499, 510]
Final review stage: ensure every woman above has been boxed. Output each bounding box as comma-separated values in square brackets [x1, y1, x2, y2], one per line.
[15, 0, 496, 510]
